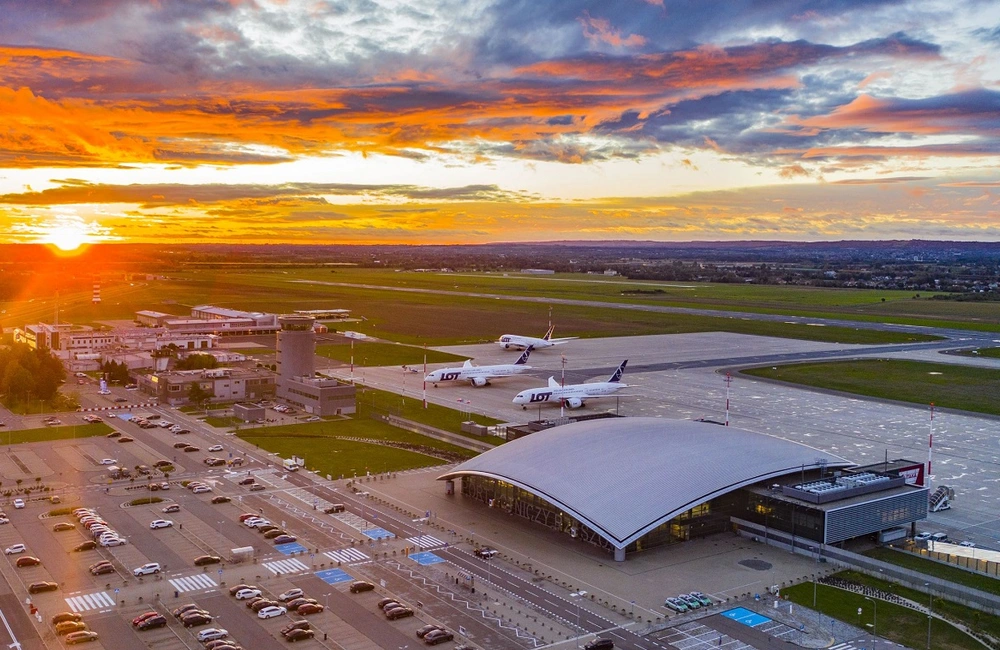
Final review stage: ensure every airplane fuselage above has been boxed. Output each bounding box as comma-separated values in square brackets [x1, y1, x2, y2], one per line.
[497, 335, 555, 350]
[512, 381, 627, 406]
[426, 364, 533, 386]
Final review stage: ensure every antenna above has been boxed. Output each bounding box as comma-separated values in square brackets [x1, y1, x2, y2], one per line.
[560, 354, 566, 418]
[724, 372, 732, 426]
[816, 458, 828, 478]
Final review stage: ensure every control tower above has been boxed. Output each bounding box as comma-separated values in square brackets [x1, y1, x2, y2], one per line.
[276, 315, 315, 381]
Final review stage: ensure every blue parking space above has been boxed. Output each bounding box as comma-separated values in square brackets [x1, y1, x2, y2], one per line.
[362, 527, 393, 540]
[409, 551, 445, 566]
[721, 607, 772, 627]
[275, 542, 307, 555]
[315, 568, 353, 585]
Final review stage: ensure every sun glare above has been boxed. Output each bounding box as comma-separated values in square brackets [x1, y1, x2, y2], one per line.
[34, 214, 100, 253]
[46, 224, 87, 251]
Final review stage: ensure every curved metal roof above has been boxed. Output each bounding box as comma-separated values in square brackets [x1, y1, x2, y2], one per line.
[439, 417, 851, 549]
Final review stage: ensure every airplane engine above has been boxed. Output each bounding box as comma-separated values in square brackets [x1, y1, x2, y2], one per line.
[565, 397, 583, 409]
[471, 377, 488, 387]
[500, 343, 512, 349]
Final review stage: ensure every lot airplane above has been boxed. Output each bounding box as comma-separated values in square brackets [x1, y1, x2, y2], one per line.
[512, 360, 628, 409]
[426, 348, 533, 387]
[497, 325, 577, 351]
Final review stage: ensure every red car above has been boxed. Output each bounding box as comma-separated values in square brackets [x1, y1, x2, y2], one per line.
[132, 611, 159, 626]
[297, 603, 325, 615]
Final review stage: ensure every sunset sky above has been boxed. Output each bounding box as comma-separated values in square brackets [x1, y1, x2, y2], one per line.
[1, 0, 998, 246]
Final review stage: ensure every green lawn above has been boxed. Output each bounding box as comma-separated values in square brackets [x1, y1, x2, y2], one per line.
[742, 359, 1000, 416]
[355, 385, 502, 442]
[2, 422, 113, 444]
[967, 347, 1000, 359]
[782, 580, 981, 650]
[204, 416, 241, 428]
[316, 341, 467, 366]
[864, 547, 1000, 597]
[238, 418, 476, 478]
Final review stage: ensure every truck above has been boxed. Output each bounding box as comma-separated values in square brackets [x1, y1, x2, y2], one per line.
[282, 456, 304, 472]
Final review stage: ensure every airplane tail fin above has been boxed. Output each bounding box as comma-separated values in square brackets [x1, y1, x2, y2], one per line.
[515, 347, 533, 365]
[547, 376, 561, 389]
[608, 360, 628, 383]
[542, 325, 555, 340]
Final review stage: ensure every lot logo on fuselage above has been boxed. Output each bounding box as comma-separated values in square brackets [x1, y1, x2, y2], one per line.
[529, 391, 552, 403]
[441, 372, 461, 381]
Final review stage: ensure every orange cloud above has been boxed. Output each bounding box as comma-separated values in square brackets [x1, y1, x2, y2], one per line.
[579, 12, 646, 48]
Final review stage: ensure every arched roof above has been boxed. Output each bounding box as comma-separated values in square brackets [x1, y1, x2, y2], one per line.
[439, 417, 851, 549]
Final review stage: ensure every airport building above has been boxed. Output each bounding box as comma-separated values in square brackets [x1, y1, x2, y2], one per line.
[275, 315, 356, 416]
[138, 367, 276, 406]
[439, 418, 928, 561]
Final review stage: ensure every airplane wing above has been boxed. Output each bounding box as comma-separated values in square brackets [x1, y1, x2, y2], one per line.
[547, 337, 579, 345]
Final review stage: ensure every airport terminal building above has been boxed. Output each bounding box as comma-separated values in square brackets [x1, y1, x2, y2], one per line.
[439, 418, 928, 561]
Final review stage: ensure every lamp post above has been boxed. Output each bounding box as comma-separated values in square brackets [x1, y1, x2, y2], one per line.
[926, 582, 932, 650]
[570, 590, 587, 648]
[864, 597, 877, 644]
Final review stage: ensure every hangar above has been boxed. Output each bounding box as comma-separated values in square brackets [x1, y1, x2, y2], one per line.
[438, 418, 928, 561]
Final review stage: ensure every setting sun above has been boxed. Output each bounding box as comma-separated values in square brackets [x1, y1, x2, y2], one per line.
[45, 224, 86, 251]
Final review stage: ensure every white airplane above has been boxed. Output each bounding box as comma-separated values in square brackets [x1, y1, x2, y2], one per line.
[512, 360, 628, 409]
[497, 325, 577, 351]
[426, 348, 534, 387]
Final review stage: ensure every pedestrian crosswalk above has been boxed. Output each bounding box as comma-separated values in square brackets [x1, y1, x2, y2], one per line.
[169, 573, 218, 593]
[263, 557, 310, 575]
[324, 548, 370, 564]
[407, 535, 444, 550]
[829, 644, 860, 650]
[65, 591, 115, 613]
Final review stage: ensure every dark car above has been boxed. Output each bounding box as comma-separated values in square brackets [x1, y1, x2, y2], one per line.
[162, 504, 181, 513]
[238, 478, 255, 486]
[281, 620, 310, 635]
[297, 603, 324, 615]
[181, 612, 213, 627]
[114, 398, 128, 403]
[263, 529, 285, 539]
[229, 584, 258, 596]
[106, 432, 121, 438]
[154, 460, 173, 468]
[378, 598, 400, 610]
[176, 429, 190, 435]
[385, 607, 414, 620]
[206, 459, 226, 467]
[117, 437, 134, 443]
[285, 629, 315, 643]
[173, 442, 190, 449]
[172, 604, 203, 618]
[251, 599, 279, 613]
[138, 615, 167, 631]
[249, 484, 266, 492]
[52, 522, 75, 532]
[183, 446, 200, 452]
[324, 504, 346, 514]
[90, 562, 114, 575]
[244, 596, 265, 610]
[273, 534, 297, 544]
[474, 546, 499, 559]
[583, 639, 615, 650]
[28, 581, 58, 594]
[417, 625, 444, 639]
[16, 556, 41, 568]
[350, 581, 375, 594]
[210, 496, 231, 504]
[73, 541, 98, 552]
[194, 555, 222, 566]
[65, 631, 99, 644]
[285, 598, 315, 611]
[132, 611, 160, 626]
[424, 630, 454, 645]
[52, 612, 83, 625]
[55, 621, 87, 636]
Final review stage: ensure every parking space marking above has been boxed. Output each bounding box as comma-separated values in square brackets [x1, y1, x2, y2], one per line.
[406, 535, 444, 550]
[263, 558, 311, 575]
[361, 527, 393, 540]
[315, 568, 353, 585]
[274, 541, 307, 554]
[66, 591, 115, 613]
[408, 551, 446, 566]
[323, 548, 370, 564]
[168, 573, 219, 593]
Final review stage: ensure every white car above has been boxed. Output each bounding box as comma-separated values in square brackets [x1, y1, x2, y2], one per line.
[960, 540, 977, 548]
[158, 421, 173, 428]
[99, 459, 117, 465]
[257, 605, 286, 619]
[149, 519, 173, 529]
[192, 485, 212, 494]
[914, 532, 932, 541]
[196, 629, 228, 642]
[100, 538, 127, 547]
[0, 517, 9, 525]
[208, 445, 223, 452]
[246, 519, 271, 529]
[4, 544, 26, 555]
[278, 588, 303, 601]
[13, 499, 25, 509]
[235, 588, 262, 600]
[133, 562, 161, 576]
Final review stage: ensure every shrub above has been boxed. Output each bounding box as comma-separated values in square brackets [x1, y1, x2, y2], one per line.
[49, 507, 74, 517]
[128, 497, 164, 506]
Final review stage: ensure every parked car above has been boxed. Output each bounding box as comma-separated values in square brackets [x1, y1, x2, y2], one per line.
[28, 581, 59, 594]
[385, 606, 414, 620]
[273, 534, 297, 544]
[229, 584, 259, 596]
[474, 546, 498, 559]
[173, 442, 190, 449]
[664, 597, 688, 613]
[182, 612, 214, 627]
[52, 522, 74, 532]
[238, 478, 255, 486]
[914, 532, 932, 541]
[99, 459, 117, 465]
[677, 594, 701, 610]
[690, 591, 713, 607]
[192, 485, 212, 494]
[286, 598, 316, 611]
[90, 563, 115, 576]
[208, 445, 224, 452]
[583, 639, 615, 650]
[12, 499, 24, 509]
[284, 629, 315, 642]
[238, 513, 260, 522]
[133, 562, 161, 576]
[424, 629, 455, 645]
[263, 529, 286, 539]
[55, 621, 87, 635]
[118, 436, 134, 443]
[297, 603, 324, 615]
[172, 604, 204, 617]
[138, 615, 167, 631]
[378, 598, 400, 610]
[281, 620, 311, 635]
[349, 581, 375, 594]
[416, 624, 444, 639]
[183, 446, 200, 452]
[251, 600, 280, 613]
[4, 544, 26, 555]
[235, 588, 262, 600]
[52, 612, 83, 625]
[257, 605, 287, 619]
[194, 555, 222, 566]
[149, 519, 173, 529]
[65, 631, 99, 644]
[16, 556, 41, 568]
[210, 496, 231, 504]
[278, 588, 304, 601]
[244, 597, 265, 610]
[132, 611, 160, 626]
[196, 629, 229, 642]
[73, 541, 98, 552]
[248, 484, 266, 492]
[106, 431, 120, 438]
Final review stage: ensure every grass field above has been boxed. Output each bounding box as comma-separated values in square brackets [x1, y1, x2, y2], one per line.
[316, 341, 467, 366]
[742, 359, 1000, 416]
[355, 385, 503, 442]
[782, 579, 981, 650]
[864, 547, 1000, 597]
[3, 422, 113, 445]
[238, 417, 476, 478]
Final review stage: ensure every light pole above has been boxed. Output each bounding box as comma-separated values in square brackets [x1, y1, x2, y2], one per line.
[570, 590, 587, 647]
[864, 597, 877, 644]
[926, 582, 932, 650]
